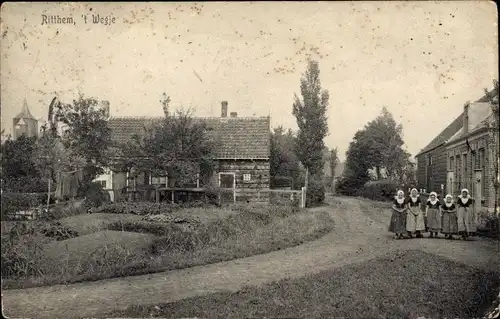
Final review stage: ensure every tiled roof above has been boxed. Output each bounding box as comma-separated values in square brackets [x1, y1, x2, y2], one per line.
[108, 116, 271, 159]
[415, 113, 463, 157]
[415, 88, 497, 157]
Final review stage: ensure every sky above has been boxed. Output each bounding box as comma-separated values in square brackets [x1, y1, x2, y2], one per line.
[1, 1, 498, 161]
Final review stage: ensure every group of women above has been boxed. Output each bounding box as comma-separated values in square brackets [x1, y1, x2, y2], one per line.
[389, 188, 477, 240]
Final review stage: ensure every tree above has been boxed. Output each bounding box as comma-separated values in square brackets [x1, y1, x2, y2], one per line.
[293, 60, 329, 176]
[361, 107, 411, 183]
[1, 135, 39, 179]
[329, 147, 339, 190]
[270, 126, 301, 189]
[116, 108, 216, 187]
[1, 135, 48, 193]
[343, 130, 372, 188]
[55, 94, 112, 184]
[292, 60, 329, 204]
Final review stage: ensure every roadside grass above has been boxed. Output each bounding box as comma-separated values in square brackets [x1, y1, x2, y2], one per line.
[106, 250, 500, 319]
[2, 203, 336, 289]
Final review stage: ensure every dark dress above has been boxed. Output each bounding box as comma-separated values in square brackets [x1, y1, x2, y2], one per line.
[441, 203, 458, 234]
[426, 200, 442, 232]
[389, 198, 407, 234]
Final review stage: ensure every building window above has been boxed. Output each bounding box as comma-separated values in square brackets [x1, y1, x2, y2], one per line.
[456, 155, 461, 192]
[96, 180, 107, 189]
[151, 176, 167, 186]
[243, 173, 251, 182]
[479, 148, 486, 196]
[463, 154, 468, 190]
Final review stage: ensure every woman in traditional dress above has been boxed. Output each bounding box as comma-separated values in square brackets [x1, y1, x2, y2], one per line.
[441, 194, 458, 239]
[389, 190, 408, 239]
[456, 189, 477, 240]
[406, 188, 425, 238]
[425, 191, 442, 238]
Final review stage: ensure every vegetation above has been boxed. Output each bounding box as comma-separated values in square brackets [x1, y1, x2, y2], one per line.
[292, 60, 330, 205]
[338, 107, 414, 196]
[105, 250, 500, 319]
[1, 202, 335, 289]
[270, 126, 302, 189]
[114, 107, 216, 188]
[54, 95, 112, 184]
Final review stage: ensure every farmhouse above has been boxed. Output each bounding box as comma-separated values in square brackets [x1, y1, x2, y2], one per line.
[415, 90, 498, 214]
[94, 101, 271, 203]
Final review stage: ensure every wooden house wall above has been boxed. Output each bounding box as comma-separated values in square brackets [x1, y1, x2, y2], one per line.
[217, 159, 270, 202]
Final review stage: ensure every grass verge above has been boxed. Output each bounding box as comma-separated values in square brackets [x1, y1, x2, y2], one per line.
[105, 250, 500, 319]
[2, 203, 335, 289]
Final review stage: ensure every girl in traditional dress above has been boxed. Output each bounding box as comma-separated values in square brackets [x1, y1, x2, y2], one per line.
[406, 188, 425, 238]
[425, 191, 442, 238]
[441, 194, 458, 239]
[456, 189, 477, 240]
[389, 190, 408, 239]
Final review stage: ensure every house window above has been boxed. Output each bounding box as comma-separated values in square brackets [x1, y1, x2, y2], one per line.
[463, 154, 468, 190]
[243, 173, 251, 182]
[456, 155, 461, 192]
[96, 180, 107, 189]
[479, 148, 486, 196]
[151, 176, 167, 186]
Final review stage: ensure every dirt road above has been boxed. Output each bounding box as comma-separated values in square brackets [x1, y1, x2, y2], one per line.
[3, 196, 499, 319]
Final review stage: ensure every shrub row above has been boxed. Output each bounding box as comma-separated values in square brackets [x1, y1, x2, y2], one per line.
[1, 193, 48, 221]
[1, 177, 49, 193]
[1, 223, 44, 278]
[41, 222, 79, 241]
[91, 200, 218, 216]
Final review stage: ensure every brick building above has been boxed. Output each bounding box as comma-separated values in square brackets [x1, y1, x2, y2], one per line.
[416, 90, 498, 214]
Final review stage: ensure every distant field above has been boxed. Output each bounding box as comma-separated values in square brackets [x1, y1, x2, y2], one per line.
[107, 250, 500, 319]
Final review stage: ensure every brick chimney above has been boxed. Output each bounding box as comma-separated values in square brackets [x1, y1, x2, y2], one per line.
[463, 101, 470, 134]
[221, 101, 228, 118]
[230, 112, 237, 118]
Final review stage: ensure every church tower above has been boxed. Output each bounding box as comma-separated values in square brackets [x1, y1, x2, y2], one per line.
[13, 99, 38, 140]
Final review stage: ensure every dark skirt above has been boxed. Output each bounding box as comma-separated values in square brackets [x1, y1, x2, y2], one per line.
[441, 212, 458, 234]
[389, 209, 407, 234]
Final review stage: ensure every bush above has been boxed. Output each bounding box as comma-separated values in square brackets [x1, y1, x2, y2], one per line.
[1, 193, 44, 221]
[41, 222, 79, 241]
[305, 177, 325, 207]
[1, 223, 44, 278]
[90, 202, 181, 215]
[477, 214, 499, 239]
[335, 176, 361, 196]
[40, 200, 87, 221]
[1, 177, 49, 193]
[81, 182, 111, 208]
[357, 180, 399, 202]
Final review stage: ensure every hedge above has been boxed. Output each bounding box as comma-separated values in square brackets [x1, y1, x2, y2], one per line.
[1, 177, 49, 193]
[1, 193, 45, 221]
